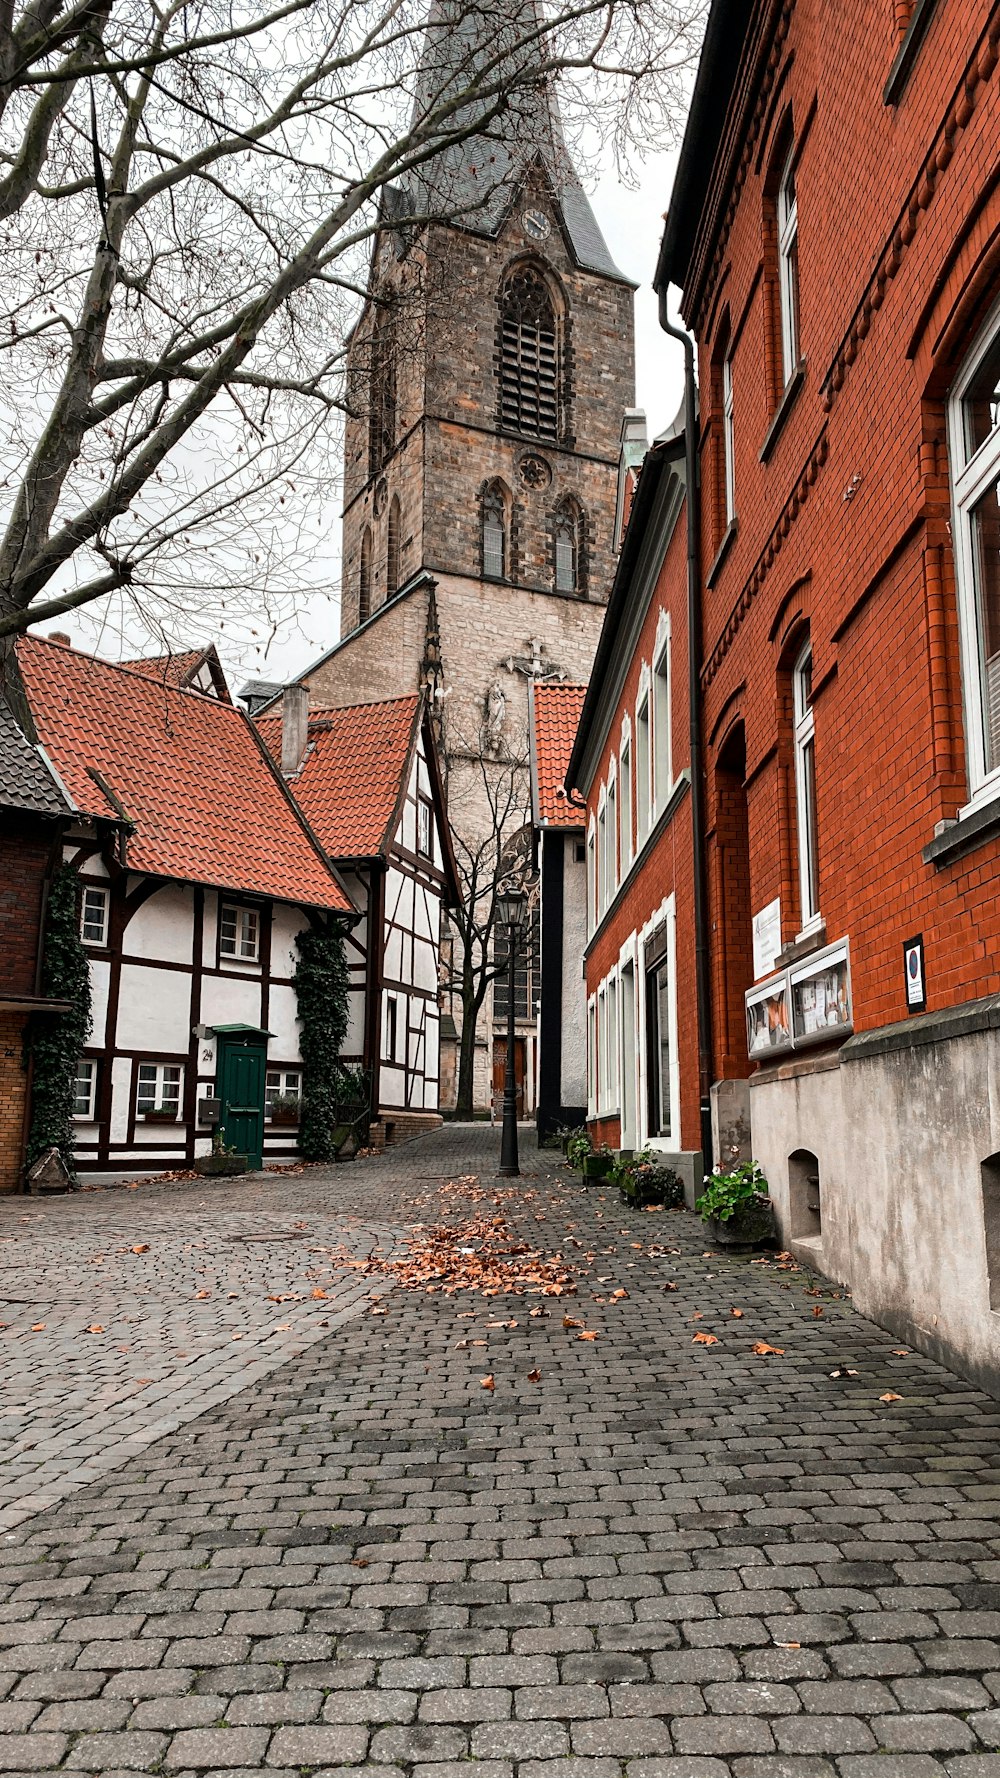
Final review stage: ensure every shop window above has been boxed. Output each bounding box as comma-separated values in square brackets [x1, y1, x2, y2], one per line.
[499, 262, 559, 441]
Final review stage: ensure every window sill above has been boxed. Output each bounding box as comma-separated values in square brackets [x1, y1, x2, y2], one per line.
[706, 519, 738, 588]
[774, 920, 827, 970]
[883, 0, 939, 104]
[759, 362, 806, 464]
[923, 796, 1000, 867]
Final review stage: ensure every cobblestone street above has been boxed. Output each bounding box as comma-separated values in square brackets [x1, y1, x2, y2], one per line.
[2, 1124, 1000, 1776]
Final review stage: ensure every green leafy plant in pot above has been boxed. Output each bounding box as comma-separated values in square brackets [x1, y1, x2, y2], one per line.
[564, 1129, 592, 1172]
[696, 1160, 773, 1247]
[613, 1149, 685, 1209]
[581, 1143, 613, 1181]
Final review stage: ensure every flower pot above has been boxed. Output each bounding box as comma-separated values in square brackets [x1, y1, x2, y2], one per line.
[582, 1152, 612, 1181]
[705, 1196, 774, 1249]
[194, 1153, 248, 1177]
[142, 1107, 178, 1123]
[268, 1109, 300, 1128]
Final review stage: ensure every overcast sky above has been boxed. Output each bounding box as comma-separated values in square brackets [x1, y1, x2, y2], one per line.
[46, 140, 686, 693]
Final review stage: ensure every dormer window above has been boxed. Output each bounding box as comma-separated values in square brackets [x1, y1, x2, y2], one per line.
[499, 264, 559, 442]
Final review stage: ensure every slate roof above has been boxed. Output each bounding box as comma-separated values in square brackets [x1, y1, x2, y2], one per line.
[18, 637, 353, 914]
[257, 695, 423, 859]
[0, 699, 71, 818]
[529, 681, 588, 829]
[400, 0, 627, 281]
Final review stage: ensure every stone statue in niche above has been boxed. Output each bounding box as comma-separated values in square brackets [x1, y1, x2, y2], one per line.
[483, 680, 507, 754]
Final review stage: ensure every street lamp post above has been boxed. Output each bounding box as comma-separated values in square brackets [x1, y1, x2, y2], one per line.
[496, 885, 528, 1178]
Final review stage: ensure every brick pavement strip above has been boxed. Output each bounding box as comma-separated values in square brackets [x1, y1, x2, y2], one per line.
[3, 1125, 1000, 1775]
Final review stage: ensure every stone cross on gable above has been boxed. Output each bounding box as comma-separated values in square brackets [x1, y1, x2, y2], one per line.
[502, 637, 567, 681]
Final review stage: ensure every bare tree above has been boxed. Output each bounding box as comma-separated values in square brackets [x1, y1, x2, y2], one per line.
[0, 0, 704, 682]
[442, 746, 535, 1118]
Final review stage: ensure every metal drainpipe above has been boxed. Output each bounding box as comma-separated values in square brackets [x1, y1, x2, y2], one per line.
[657, 284, 715, 1174]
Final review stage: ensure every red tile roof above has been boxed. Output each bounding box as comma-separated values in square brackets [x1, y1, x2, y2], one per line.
[257, 695, 422, 859]
[18, 638, 352, 914]
[124, 645, 231, 702]
[530, 682, 588, 829]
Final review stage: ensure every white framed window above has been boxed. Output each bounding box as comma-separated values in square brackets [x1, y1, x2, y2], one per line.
[636, 687, 651, 844]
[80, 884, 109, 947]
[619, 955, 637, 1149]
[265, 1069, 301, 1109]
[72, 1058, 97, 1120]
[597, 787, 608, 917]
[136, 1062, 182, 1115]
[586, 820, 597, 935]
[220, 903, 260, 961]
[639, 899, 680, 1149]
[652, 628, 672, 810]
[793, 642, 820, 931]
[777, 146, 800, 386]
[597, 984, 609, 1111]
[587, 995, 597, 1117]
[949, 300, 1000, 807]
[723, 347, 736, 525]
[606, 973, 619, 1114]
[606, 766, 618, 899]
[417, 799, 433, 858]
[619, 733, 633, 874]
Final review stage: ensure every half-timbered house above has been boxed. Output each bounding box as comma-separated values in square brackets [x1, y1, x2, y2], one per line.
[258, 692, 457, 1142]
[17, 636, 356, 1177]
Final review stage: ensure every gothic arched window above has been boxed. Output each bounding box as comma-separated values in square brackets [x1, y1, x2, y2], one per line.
[368, 302, 397, 477]
[359, 526, 373, 623]
[386, 495, 401, 596]
[499, 264, 559, 442]
[482, 481, 509, 581]
[553, 498, 585, 595]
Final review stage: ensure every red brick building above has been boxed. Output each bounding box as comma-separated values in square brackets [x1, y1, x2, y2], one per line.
[654, 0, 1000, 1381]
[565, 416, 704, 1198]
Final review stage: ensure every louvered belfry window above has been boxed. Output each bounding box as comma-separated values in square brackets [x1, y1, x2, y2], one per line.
[500, 266, 559, 441]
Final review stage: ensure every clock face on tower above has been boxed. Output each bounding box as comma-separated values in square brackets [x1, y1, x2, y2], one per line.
[522, 207, 551, 242]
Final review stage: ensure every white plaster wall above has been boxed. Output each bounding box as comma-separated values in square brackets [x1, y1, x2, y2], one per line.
[124, 884, 192, 963]
[110, 1056, 131, 1141]
[268, 982, 300, 1060]
[203, 973, 263, 1030]
[116, 964, 190, 1051]
[88, 958, 111, 1049]
[202, 890, 219, 968]
[271, 904, 305, 979]
[561, 844, 588, 1107]
[344, 988, 366, 1059]
[749, 1033, 1000, 1392]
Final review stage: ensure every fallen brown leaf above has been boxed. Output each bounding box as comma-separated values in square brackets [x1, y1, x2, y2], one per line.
[480, 1375, 495, 1391]
[562, 1316, 583, 1329]
[311, 1288, 328, 1299]
[730, 1308, 744, 1319]
[30, 1323, 45, 1331]
[130, 1244, 149, 1254]
[879, 1392, 902, 1403]
[84, 1324, 104, 1333]
[751, 1341, 784, 1356]
[891, 1348, 910, 1356]
[527, 1368, 542, 1382]
[812, 1305, 824, 1318]
[611, 1288, 629, 1300]
[578, 1330, 598, 1341]
[692, 1331, 719, 1345]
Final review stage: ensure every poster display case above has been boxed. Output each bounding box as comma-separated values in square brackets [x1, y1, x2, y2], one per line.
[745, 939, 852, 1059]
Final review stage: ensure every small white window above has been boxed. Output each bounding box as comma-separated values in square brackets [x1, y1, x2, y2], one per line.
[606, 974, 619, 1114]
[652, 635, 671, 810]
[597, 790, 608, 916]
[265, 1069, 301, 1110]
[723, 348, 736, 526]
[777, 147, 800, 386]
[597, 985, 608, 1111]
[793, 643, 820, 930]
[586, 823, 597, 934]
[137, 1062, 182, 1115]
[587, 997, 597, 1117]
[80, 885, 109, 947]
[383, 994, 398, 1061]
[418, 800, 433, 858]
[636, 692, 651, 843]
[949, 305, 1000, 803]
[619, 739, 633, 873]
[220, 903, 260, 961]
[72, 1059, 97, 1120]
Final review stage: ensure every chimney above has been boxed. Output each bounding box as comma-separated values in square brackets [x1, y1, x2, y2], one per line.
[49, 631, 72, 647]
[281, 683, 309, 777]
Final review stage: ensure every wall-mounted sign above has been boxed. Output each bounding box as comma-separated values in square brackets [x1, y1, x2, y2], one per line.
[903, 934, 926, 1013]
[752, 898, 782, 979]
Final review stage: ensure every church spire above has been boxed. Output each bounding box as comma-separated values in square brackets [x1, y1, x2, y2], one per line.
[404, 0, 625, 280]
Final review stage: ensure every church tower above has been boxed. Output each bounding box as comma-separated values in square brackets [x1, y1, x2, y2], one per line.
[292, 0, 636, 1108]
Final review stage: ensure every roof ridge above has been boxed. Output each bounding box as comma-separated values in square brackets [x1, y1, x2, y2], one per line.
[23, 636, 242, 713]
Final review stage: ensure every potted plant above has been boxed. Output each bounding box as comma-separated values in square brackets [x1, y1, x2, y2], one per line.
[268, 1092, 301, 1128]
[142, 1104, 178, 1122]
[565, 1129, 592, 1173]
[557, 1123, 587, 1157]
[194, 1129, 249, 1177]
[696, 1160, 773, 1248]
[614, 1149, 685, 1208]
[582, 1143, 614, 1181]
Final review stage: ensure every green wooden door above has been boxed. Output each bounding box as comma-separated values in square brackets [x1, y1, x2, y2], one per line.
[218, 1037, 266, 1169]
